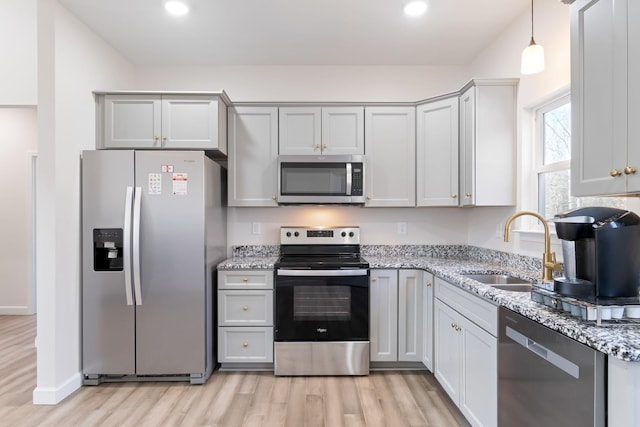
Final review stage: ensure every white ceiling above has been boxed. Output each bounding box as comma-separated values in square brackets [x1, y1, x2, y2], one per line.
[58, 0, 531, 66]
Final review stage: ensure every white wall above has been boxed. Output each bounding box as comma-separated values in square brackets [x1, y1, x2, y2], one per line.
[0, 0, 37, 105]
[0, 108, 37, 314]
[466, 0, 571, 257]
[34, 0, 134, 404]
[134, 65, 469, 103]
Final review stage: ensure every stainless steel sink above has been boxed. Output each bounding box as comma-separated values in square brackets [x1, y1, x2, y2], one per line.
[488, 283, 533, 292]
[462, 274, 533, 292]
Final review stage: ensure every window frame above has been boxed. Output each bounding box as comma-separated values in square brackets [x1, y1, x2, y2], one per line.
[534, 93, 571, 220]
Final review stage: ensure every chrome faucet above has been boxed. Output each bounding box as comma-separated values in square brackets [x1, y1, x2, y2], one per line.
[504, 211, 560, 282]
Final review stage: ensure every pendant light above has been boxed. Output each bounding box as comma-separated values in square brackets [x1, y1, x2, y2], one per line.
[521, 0, 544, 75]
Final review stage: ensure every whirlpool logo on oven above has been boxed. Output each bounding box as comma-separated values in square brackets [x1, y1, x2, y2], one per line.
[317, 328, 327, 333]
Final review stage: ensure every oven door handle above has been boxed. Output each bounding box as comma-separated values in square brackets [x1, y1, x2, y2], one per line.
[277, 269, 369, 277]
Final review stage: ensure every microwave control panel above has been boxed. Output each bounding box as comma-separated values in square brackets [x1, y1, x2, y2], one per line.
[352, 165, 363, 196]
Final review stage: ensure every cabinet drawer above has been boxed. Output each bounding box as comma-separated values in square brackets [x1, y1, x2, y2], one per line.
[218, 290, 273, 326]
[435, 277, 498, 336]
[218, 327, 274, 363]
[218, 270, 274, 289]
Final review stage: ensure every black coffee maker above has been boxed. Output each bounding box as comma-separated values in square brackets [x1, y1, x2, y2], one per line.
[552, 207, 640, 299]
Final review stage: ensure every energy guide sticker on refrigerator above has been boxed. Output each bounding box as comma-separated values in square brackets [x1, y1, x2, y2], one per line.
[81, 150, 226, 385]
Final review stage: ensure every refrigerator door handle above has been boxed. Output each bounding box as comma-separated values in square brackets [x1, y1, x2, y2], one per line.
[123, 186, 135, 306]
[132, 186, 143, 306]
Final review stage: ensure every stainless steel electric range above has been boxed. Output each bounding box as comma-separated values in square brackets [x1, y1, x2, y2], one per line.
[274, 226, 370, 376]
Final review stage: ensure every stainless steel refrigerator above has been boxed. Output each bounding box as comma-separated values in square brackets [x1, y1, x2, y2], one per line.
[81, 150, 226, 384]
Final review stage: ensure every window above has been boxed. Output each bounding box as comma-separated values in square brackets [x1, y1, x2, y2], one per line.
[534, 94, 627, 220]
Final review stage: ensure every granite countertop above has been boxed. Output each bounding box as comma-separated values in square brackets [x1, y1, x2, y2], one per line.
[218, 247, 640, 362]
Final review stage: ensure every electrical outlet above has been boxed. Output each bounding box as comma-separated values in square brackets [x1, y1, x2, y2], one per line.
[397, 222, 407, 235]
[252, 222, 261, 235]
[496, 223, 504, 239]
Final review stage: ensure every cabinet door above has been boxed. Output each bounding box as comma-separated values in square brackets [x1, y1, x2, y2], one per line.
[434, 299, 461, 405]
[459, 88, 475, 206]
[422, 273, 434, 372]
[370, 270, 398, 362]
[227, 107, 279, 207]
[416, 98, 459, 206]
[321, 107, 364, 155]
[398, 270, 423, 362]
[103, 95, 162, 149]
[161, 95, 226, 152]
[627, 0, 640, 192]
[571, 0, 628, 196]
[279, 107, 322, 155]
[364, 107, 416, 207]
[459, 315, 497, 427]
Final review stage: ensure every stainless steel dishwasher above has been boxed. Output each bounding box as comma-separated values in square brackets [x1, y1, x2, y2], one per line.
[498, 307, 605, 426]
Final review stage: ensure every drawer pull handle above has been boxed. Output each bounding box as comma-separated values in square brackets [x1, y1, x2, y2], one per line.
[242, 306, 248, 311]
[242, 277, 248, 282]
[611, 169, 623, 177]
[243, 342, 249, 348]
[624, 166, 637, 175]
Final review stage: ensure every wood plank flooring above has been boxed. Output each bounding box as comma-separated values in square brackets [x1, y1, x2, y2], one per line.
[0, 315, 469, 426]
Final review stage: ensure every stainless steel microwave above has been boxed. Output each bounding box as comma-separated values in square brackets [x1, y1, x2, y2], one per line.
[277, 155, 365, 204]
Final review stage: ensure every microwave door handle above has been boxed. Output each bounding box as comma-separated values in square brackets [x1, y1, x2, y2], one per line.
[346, 163, 352, 196]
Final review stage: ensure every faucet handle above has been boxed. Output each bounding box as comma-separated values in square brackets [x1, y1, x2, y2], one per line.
[545, 252, 562, 271]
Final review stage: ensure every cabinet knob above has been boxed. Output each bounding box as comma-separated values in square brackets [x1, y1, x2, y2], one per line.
[243, 342, 249, 348]
[451, 322, 456, 329]
[366, 196, 372, 201]
[242, 277, 248, 282]
[242, 306, 248, 311]
[272, 195, 277, 201]
[162, 136, 167, 141]
[426, 282, 432, 287]
[624, 166, 637, 175]
[314, 144, 320, 151]
[153, 136, 159, 141]
[323, 144, 328, 150]
[466, 192, 472, 197]
[610, 169, 623, 177]
[456, 325, 461, 332]
[451, 194, 457, 199]
[371, 277, 377, 282]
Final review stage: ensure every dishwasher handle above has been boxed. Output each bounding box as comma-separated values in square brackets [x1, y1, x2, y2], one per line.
[506, 326, 580, 379]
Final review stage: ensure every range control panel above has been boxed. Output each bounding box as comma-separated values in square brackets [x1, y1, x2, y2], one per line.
[280, 226, 360, 245]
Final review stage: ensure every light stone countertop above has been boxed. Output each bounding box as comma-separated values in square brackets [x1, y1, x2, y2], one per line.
[217, 246, 640, 362]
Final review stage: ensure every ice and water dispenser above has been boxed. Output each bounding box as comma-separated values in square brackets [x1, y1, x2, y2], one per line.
[93, 228, 123, 271]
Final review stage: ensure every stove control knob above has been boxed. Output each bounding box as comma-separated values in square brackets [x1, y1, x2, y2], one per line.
[286, 232, 292, 237]
[341, 231, 347, 237]
[349, 232, 355, 237]
[294, 231, 299, 237]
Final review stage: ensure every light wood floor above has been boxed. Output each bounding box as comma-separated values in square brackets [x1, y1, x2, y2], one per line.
[0, 315, 469, 426]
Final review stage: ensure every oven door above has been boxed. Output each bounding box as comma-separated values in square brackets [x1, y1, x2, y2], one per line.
[275, 269, 369, 342]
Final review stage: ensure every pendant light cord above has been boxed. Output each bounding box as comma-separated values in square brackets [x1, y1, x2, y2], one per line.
[531, 0, 534, 39]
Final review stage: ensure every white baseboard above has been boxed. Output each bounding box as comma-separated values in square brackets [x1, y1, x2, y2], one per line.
[0, 306, 34, 315]
[33, 372, 82, 405]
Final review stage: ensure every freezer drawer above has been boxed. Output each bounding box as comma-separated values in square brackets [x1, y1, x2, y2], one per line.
[498, 307, 605, 426]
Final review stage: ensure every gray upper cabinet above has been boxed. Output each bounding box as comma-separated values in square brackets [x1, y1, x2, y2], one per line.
[416, 97, 459, 207]
[364, 106, 416, 207]
[459, 80, 518, 206]
[279, 106, 364, 155]
[96, 92, 229, 154]
[571, 0, 640, 196]
[227, 106, 279, 207]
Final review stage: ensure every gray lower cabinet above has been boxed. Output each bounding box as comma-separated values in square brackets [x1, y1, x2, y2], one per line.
[370, 269, 426, 363]
[434, 277, 497, 427]
[217, 270, 274, 365]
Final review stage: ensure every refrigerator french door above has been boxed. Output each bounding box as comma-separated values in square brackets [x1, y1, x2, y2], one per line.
[82, 150, 225, 384]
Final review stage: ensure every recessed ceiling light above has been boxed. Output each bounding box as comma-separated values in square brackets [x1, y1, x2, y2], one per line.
[165, 1, 189, 16]
[404, 1, 428, 17]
